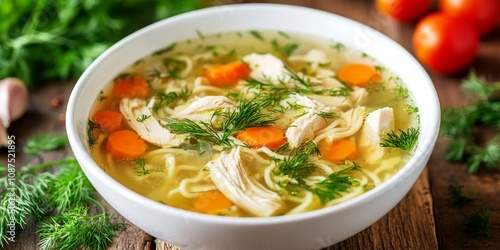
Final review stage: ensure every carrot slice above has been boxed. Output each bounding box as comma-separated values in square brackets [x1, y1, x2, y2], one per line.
[93, 110, 123, 133]
[237, 126, 285, 150]
[338, 63, 380, 87]
[106, 130, 147, 160]
[205, 61, 250, 86]
[113, 75, 149, 98]
[321, 139, 357, 163]
[194, 191, 233, 214]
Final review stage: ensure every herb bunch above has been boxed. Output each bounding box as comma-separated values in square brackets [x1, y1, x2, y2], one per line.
[0, 0, 206, 88]
[272, 141, 360, 204]
[0, 134, 125, 249]
[440, 71, 500, 173]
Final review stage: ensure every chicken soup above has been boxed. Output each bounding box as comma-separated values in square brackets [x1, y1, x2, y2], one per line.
[87, 30, 420, 217]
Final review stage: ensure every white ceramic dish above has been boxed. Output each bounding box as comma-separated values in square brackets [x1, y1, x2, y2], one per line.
[66, 4, 440, 250]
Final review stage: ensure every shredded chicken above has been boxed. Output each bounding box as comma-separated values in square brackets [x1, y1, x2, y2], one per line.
[208, 147, 283, 217]
[120, 98, 181, 147]
[357, 107, 395, 163]
[242, 53, 291, 84]
[285, 94, 332, 147]
[170, 96, 236, 123]
[289, 49, 330, 73]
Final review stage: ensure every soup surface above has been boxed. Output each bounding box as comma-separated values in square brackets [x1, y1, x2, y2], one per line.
[88, 30, 420, 217]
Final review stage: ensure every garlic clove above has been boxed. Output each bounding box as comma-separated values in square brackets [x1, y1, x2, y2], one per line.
[0, 77, 29, 127]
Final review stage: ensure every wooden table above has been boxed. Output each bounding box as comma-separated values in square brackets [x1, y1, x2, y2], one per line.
[2, 0, 499, 249]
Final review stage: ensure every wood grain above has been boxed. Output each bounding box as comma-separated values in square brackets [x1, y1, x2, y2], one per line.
[2, 0, 500, 249]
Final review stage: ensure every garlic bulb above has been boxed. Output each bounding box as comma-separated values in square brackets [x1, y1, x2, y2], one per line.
[0, 78, 29, 147]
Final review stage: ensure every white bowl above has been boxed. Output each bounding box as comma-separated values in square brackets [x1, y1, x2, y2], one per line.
[66, 4, 440, 250]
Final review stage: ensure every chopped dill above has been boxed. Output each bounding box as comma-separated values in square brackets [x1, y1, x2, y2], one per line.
[273, 142, 361, 204]
[250, 30, 264, 41]
[404, 104, 419, 114]
[136, 114, 151, 123]
[465, 206, 491, 237]
[447, 184, 474, 206]
[278, 31, 291, 39]
[380, 127, 420, 151]
[315, 111, 337, 121]
[307, 162, 361, 204]
[87, 120, 99, 148]
[133, 157, 149, 176]
[163, 57, 186, 79]
[196, 29, 205, 40]
[271, 39, 299, 57]
[152, 43, 176, 56]
[274, 142, 291, 153]
[330, 42, 345, 51]
[164, 97, 276, 146]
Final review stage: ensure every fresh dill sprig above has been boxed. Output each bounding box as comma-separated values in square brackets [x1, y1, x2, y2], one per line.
[462, 70, 500, 101]
[37, 205, 126, 250]
[439, 71, 500, 173]
[164, 97, 276, 146]
[465, 206, 491, 237]
[272, 141, 319, 182]
[447, 184, 474, 206]
[133, 157, 150, 176]
[87, 120, 100, 148]
[307, 161, 361, 204]
[47, 159, 95, 213]
[380, 127, 420, 151]
[466, 135, 500, 173]
[23, 134, 68, 155]
[272, 142, 360, 203]
[271, 39, 299, 57]
[136, 114, 151, 123]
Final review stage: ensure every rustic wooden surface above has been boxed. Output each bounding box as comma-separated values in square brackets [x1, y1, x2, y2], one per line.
[2, 0, 499, 249]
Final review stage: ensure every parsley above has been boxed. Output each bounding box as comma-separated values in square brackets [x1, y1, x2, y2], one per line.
[440, 71, 500, 173]
[380, 127, 420, 151]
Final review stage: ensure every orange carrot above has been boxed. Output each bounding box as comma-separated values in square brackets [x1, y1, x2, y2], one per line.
[205, 61, 250, 86]
[237, 126, 285, 150]
[106, 130, 147, 160]
[194, 190, 233, 214]
[337, 63, 380, 87]
[93, 110, 123, 133]
[113, 75, 149, 98]
[321, 139, 357, 163]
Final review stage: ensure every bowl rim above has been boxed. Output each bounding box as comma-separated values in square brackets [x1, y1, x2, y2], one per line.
[66, 3, 440, 225]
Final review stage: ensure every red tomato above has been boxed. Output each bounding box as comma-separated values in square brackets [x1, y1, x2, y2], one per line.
[376, 0, 432, 22]
[440, 0, 500, 36]
[413, 13, 479, 74]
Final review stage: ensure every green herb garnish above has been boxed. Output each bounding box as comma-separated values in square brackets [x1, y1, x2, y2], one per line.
[24, 134, 68, 155]
[447, 184, 474, 206]
[380, 127, 420, 151]
[133, 157, 150, 176]
[440, 71, 500, 173]
[465, 206, 491, 237]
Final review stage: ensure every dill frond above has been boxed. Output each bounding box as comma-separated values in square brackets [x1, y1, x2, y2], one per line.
[465, 206, 491, 237]
[23, 134, 68, 155]
[37, 206, 126, 250]
[87, 120, 99, 148]
[133, 157, 149, 176]
[380, 127, 420, 151]
[447, 185, 474, 206]
[308, 161, 361, 204]
[48, 159, 95, 213]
